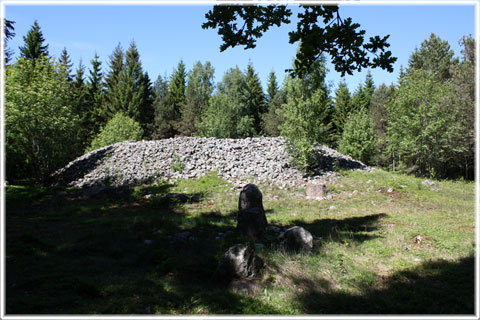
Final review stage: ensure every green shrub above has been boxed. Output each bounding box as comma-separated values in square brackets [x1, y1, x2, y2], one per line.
[338, 110, 377, 164]
[87, 113, 143, 152]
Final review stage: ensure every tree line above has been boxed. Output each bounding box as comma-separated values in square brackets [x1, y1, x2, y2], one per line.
[4, 20, 475, 182]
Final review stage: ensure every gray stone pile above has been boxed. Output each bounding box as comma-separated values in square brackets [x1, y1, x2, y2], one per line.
[53, 136, 370, 188]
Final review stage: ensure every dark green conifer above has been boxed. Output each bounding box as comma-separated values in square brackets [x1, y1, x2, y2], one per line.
[19, 20, 49, 60]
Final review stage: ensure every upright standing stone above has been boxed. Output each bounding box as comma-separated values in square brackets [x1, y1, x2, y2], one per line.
[238, 184, 264, 212]
[237, 184, 267, 239]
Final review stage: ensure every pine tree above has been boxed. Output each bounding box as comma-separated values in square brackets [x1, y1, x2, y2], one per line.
[58, 47, 73, 82]
[19, 20, 49, 60]
[408, 33, 456, 81]
[245, 63, 266, 134]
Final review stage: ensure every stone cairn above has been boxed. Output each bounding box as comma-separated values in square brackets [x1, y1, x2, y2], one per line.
[52, 137, 370, 189]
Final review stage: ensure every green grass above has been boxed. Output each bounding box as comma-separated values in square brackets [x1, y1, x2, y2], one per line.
[5, 169, 475, 314]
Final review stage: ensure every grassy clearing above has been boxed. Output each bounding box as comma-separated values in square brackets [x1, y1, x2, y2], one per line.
[5, 169, 475, 314]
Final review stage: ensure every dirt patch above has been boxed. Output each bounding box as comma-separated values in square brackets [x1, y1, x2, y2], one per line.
[378, 189, 403, 199]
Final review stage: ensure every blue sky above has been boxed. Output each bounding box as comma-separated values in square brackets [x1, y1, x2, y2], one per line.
[3, 1, 477, 93]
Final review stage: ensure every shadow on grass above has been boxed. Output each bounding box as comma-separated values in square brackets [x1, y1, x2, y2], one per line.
[291, 255, 475, 314]
[290, 213, 387, 248]
[6, 185, 474, 315]
[5, 184, 279, 314]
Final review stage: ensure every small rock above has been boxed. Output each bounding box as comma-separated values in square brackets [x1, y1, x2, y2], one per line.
[387, 188, 393, 193]
[422, 179, 437, 186]
[279, 226, 313, 253]
[328, 205, 337, 210]
[325, 194, 333, 200]
[213, 244, 265, 282]
[413, 235, 422, 244]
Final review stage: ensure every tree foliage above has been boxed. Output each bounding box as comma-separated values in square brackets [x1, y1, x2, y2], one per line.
[202, 5, 396, 77]
[87, 113, 143, 152]
[19, 20, 49, 60]
[5, 57, 80, 182]
[198, 67, 255, 138]
[408, 33, 456, 82]
[279, 58, 332, 169]
[4, 19, 16, 64]
[198, 93, 254, 138]
[331, 80, 353, 141]
[245, 63, 266, 134]
[338, 109, 377, 165]
[386, 69, 463, 178]
[262, 71, 285, 136]
[177, 61, 215, 136]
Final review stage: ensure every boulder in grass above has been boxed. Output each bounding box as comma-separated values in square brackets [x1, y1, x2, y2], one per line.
[306, 181, 329, 200]
[213, 243, 265, 283]
[279, 226, 314, 253]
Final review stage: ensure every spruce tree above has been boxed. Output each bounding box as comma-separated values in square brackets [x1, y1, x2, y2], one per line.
[87, 53, 104, 137]
[262, 71, 285, 136]
[266, 71, 278, 103]
[19, 20, 49, 60]
[152, 75, 174, 139]
[104, 43, 125, 119]
[245, 63, 266, 134]
[167, 60, 187, 135]
[72, 59, 91, 150]
[58, 47, 73, 82]
[332, 80, 353, 143]
[4, 19, 16, 65]
[370, 83, 395, 166]
[363, 70, 375, 109]
[117, 41, 154, 137]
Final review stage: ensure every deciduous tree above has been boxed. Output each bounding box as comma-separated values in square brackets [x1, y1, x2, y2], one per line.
[203, 5, 396, 77]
